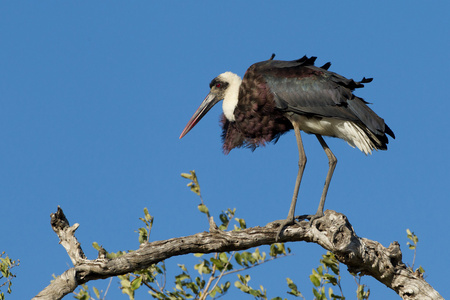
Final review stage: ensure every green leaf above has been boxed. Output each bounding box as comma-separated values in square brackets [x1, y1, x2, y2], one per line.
[357, 284, 364, 299]
[219, 224, 228, 230]
[286, 277, 296, 289]
[211, 258, 224, 269]
[237, 274, 245, 283]
[269, 243, 286, 257]
[131, 276, 142, 290]
[195, 276, 205, 290]
[198, 204, 209, 214]
[119, 275, 131, 288]
[328, 287, 334, 299]
[143, 207, 152, 222]
[178, 264, 188, 272]
[93, 286, 100, 298]
[324, 274, 338, 285]
[210, 285, 219, 297]
[248, 289, 258, 297]
[235, 217, 247, 229]
[138, 227, 148, 244]
[190, 185, 200, 195]
[317, 265, 324, 276]
[219, 213, 228, 224]
[235, 252, 243, 266]
[252, 248, 261, 261]
[219, 252, 228, 263]
[176, 273, 190, 282]
[286, 277, 303, 297]
[235, 280, 250, 293]
[310, 274, 321, 287]
[329, 264, 340, 276]
[313, 288, 321, 299]
[181, 172, 194, 180]
[182, 170, 202, 196]
[194, 260, 211, 275]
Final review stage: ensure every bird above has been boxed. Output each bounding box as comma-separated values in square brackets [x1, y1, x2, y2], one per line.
[179, 54, 395, 236]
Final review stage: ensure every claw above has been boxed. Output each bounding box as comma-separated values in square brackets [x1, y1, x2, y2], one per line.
[306, 212, 324, 224]
[275, 216, 308, 241]
[275, 218, 293, 241]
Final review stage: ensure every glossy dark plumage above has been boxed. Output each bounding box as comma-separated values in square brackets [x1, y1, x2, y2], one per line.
[220, 56, 394, 153]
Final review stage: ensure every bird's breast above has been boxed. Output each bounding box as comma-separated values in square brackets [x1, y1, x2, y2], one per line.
[233, 104, 292, 140]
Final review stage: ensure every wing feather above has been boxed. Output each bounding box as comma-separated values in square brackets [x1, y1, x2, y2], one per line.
[250, 57, 391, 138]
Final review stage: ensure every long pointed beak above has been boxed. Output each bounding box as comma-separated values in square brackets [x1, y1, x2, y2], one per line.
[179, 93, 220, 139]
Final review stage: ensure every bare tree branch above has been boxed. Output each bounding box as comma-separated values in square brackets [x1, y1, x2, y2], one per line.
[50, 207, 87, 266]
[33, 208, 443, 300]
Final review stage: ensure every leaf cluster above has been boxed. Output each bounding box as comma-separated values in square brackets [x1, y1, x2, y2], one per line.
[406, 229, 425, 275]
[73, 283, 107, 300]
[0, 252, 19, 300]
[308, 252, 345, 300]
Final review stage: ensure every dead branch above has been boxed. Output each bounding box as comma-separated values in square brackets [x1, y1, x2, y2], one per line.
[33, 208, 443, 300]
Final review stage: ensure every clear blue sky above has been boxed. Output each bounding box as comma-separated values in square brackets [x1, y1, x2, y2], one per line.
[1, 1, 449, 299]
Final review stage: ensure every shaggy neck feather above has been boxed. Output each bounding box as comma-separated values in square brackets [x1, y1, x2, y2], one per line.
[219, 72, 242, 122]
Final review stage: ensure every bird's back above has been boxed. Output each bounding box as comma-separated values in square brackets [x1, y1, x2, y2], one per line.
[221, 56, 395, 154]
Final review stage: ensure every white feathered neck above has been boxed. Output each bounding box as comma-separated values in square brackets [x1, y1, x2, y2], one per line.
[218, 72, 242, 122]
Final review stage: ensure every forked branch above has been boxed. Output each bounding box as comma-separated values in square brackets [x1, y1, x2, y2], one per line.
[33, 208, 442, 300]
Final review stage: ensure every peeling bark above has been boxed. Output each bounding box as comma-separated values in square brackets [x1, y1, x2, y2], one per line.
[33, 208, 443, 300]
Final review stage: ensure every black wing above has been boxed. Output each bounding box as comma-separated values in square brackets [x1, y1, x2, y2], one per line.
[251, 56, 394, 138]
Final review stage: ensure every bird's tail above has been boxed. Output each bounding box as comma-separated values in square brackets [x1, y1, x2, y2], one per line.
[343, 121, 393, 155]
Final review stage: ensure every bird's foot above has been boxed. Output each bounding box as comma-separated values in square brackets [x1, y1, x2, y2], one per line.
[274, 216, 305, 241]
[305, 211, 324, 224]
[271, 213, 324, 241]
[275, 218, 293, 241]
[294, 214, 310, 222]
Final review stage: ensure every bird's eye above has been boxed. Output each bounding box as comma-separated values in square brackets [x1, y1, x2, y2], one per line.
[216, 83, 221, 88]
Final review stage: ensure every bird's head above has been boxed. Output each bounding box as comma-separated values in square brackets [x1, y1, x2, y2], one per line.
[179, 72, 241, 139]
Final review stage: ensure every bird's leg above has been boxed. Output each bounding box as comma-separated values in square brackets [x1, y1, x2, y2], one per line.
[276, 122, 307, 239]
[314, 134, 337, 217]
[287, 123, 307, 220]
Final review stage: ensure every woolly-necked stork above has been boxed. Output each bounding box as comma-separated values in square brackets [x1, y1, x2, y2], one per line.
[180, 55, 395, 235]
